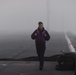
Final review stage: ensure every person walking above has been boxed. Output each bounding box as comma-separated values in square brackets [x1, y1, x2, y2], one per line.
[31, 22, 50, 70]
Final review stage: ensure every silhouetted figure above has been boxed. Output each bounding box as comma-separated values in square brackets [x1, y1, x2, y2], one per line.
[31, 22, 50, 70]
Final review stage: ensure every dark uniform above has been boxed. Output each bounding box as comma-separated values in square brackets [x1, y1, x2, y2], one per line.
[31, 27, 50, 70]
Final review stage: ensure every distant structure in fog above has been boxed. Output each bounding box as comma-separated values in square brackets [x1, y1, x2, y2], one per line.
[47, 0, 50, 31]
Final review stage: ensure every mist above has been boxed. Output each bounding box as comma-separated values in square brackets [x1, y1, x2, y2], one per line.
[0, 0, 76, 34]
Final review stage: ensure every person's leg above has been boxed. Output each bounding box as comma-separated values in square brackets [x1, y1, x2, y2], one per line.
[36, 48, 41, 63]
[40, 45, 46, 66]
[39, 44, 46, 70]
[36, 43, 46, 70]
[36, 44, 41, 66]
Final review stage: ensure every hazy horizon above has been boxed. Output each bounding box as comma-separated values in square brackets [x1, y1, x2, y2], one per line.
[0, 0, 76, 34]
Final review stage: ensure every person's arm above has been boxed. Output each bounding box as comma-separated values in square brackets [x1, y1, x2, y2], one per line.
[45, 30, 50, 41]
[31, 30, 37, 40]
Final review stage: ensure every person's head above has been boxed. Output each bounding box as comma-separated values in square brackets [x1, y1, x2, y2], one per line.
[38, 22, 44, 30]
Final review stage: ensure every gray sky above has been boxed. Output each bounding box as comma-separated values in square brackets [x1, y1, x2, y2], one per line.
[50, 0, 76, 33]
[0, 0, 76, 34]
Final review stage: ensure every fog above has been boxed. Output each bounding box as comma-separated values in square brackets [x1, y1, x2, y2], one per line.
[0, 0, 76, 34]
